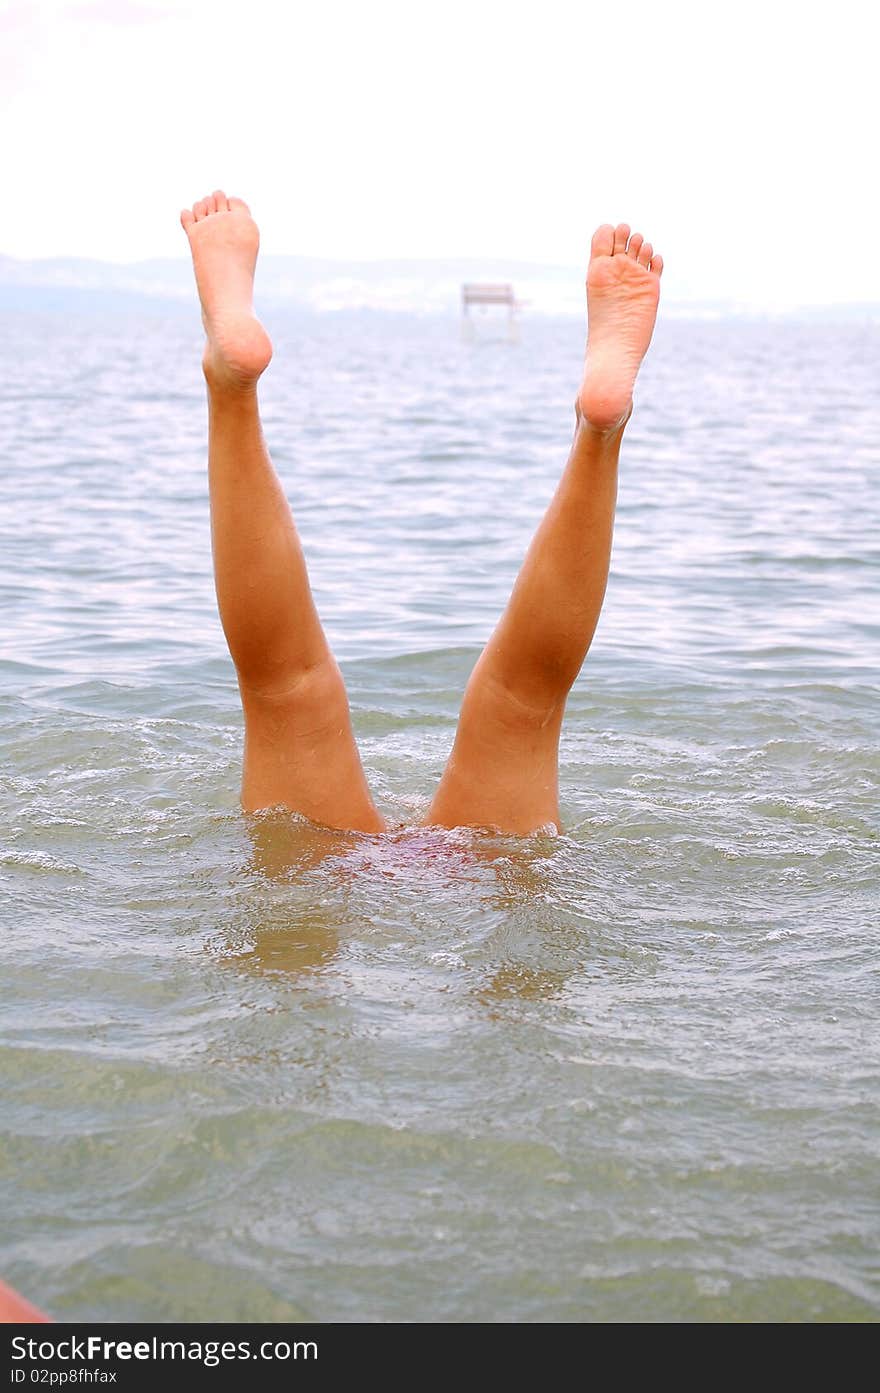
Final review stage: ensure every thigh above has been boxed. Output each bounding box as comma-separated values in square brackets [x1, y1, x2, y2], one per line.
[423, 660, 564, 835]
[239, 659, 385, 833]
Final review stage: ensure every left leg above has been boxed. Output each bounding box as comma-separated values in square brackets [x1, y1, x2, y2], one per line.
[181, 191, 384, 833]
[425, 224, 663, 834]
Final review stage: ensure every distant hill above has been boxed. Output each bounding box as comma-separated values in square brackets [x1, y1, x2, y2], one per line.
[1, 252, 878, 322]
[0, 252, 582, 316]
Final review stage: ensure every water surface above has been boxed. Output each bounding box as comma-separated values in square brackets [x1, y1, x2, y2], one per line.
[1, 306, 878, 1320]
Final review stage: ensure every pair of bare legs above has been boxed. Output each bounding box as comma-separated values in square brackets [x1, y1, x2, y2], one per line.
[180, 193, 662, 836]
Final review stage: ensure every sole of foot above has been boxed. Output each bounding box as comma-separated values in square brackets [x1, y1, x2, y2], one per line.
[180, 190, 273, 392]
[577, 223, 663, 436]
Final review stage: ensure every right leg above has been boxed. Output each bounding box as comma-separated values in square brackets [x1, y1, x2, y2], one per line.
[425, 224, 663, 835]
[181, 192, 384, 833]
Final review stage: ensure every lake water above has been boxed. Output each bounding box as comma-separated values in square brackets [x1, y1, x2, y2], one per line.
[1, 303, 878, 1321]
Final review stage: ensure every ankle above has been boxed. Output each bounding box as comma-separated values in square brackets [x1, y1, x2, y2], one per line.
[205, 372, 260, 414]
[573, 394, 631, 445]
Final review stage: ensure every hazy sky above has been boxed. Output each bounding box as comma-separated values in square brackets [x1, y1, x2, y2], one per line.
[2, 0, 875, 306]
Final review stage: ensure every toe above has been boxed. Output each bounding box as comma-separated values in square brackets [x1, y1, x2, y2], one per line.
[193, 199, 208, 221]
[591, 224, 614, 258]
[228, 196, 251, 215]
[627, 232, 643, 260]
[650, 252, 664, 277]
[204, 193, 217, 215]
[637, 241, 653, 268]
[612, 223, 630, 255]
[212, 189, 229, 213]
[180, 208, 195, 232]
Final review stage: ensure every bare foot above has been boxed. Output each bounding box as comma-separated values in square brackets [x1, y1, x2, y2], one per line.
[577, 223, 663, 435]
[180, 191, 272, 391]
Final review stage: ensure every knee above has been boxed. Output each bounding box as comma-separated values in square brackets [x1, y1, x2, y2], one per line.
[466, 661, 564, 735]
[240, 656, 351, 734]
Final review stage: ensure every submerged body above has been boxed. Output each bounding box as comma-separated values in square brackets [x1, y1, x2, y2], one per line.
[180, 194, 662, 835]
